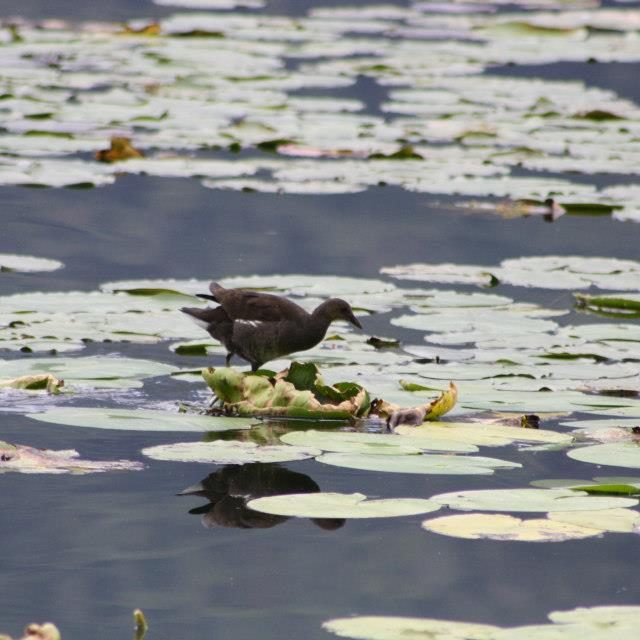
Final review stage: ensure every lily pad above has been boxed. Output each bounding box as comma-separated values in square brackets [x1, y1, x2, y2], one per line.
[430, 488, 638, 512]
[247, 491, 441, 519]
[0, 254, 63, 273]
[421, 513, 599, 542]
[395, 421, 572, 446]
[142, 440, 321, 464]
[323, 616, 500, 640]
[202, 364, 370, 419]
[316, 452, 521, 475]
[280, 428, 478, 454]
[549, 508, 640, 533]
[27, 407, 250, 432]
[568, 443, 640, 469]
[0, 356, 176, 388]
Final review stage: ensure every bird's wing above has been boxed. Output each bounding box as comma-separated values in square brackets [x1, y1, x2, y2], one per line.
[218, 290, 307, 322]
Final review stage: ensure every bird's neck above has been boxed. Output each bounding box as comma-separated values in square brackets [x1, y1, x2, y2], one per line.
[306, 302, 335, 342]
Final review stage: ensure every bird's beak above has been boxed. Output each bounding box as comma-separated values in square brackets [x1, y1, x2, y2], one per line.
[346, 310, 362, 330]
[196, 293, 217, 302]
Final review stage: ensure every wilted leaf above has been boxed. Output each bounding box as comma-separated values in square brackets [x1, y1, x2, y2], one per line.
[0, 440, 144, 474]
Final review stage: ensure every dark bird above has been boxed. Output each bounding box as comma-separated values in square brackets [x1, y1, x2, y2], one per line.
[181, 281, 362, 371]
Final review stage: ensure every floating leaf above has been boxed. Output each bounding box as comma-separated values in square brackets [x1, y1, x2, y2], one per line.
[316, 452, 520, 475]
[395, 421, 572, 446]
[142, 440, 321, 464]
[568, 443, 640, 469]
[202, 364, 370, 419]
[549, 508, 640, 533]
[0, 254, 63, 273]
[323, 616, 500, 640]
[247, 491, 441, 519]
[280, 428, 477, 454]
[27, 407, 250, 432]
[430, 488, 638, 512]
[421, 513, 599, 542]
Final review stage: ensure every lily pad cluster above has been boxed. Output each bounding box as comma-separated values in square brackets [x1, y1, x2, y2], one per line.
[0, 3, 640, 219]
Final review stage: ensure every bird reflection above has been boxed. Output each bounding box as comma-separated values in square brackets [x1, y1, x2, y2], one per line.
[179, 463, 344, 531]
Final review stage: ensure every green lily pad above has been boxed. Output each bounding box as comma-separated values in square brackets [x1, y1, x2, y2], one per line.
[395, 421, 572, 446]
[142, 440, 321, 464]
[430, 488, 638, 512]
[27, 407, 250, 432]
[421, 513, 599, 542]
[323, 615, 500, 640]
[281, 428, 478, 454]
[549, 508, 640, 533]
[247, 492, 441, 519]
[316, 452, 521, 475]
[0, 356, 176, 388]
[202, 364, 371, 419]
[568, 443, 640, 469]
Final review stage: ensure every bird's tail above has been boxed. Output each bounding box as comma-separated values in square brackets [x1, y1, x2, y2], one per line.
[196, 281, 225, 303]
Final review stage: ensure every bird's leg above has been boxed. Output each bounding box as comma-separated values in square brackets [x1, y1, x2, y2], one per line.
[225, 352, 233, 367]
[207, 391, 222, 411]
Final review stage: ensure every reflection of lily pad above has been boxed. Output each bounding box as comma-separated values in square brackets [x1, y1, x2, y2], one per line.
[316, 452, 520, 475]
[421, 513, 599, 542]
[430, 488, 638, 512]
[247, 492, 441, 519]
[27, 408, 250, 432]
[142, 440, 320, 464]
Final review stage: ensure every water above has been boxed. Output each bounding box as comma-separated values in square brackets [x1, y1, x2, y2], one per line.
[2, 1, 640, 638]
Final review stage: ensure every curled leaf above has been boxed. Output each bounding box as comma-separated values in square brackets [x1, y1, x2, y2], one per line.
[0, 374, 63, 394]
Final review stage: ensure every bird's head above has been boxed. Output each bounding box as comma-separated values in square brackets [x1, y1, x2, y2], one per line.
[324, 298, 362, 329]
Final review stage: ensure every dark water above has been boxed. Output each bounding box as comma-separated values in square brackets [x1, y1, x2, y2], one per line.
[2, 1, 640, 638]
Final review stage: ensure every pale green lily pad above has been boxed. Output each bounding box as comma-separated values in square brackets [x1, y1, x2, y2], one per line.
[142, 440, 321, 464]
[0, 356, 176, 388]
[280, 428, 477, 454]
[380, 263, 496, 286]
[395, 421, 572, 446]
[27, 407, 250, 432]
[568, 443, 640, 469]
[548, 605, 640, 626]
[0, 254, 63, 273]
[0, 441, 144, 475]
[247, 491, 441, 519]
[430, 488, 638, 512]
[316, 452, 520, 475]
[421, 513, 600, 542]
[323, 615, 500, 640]
[549, 508, 640, 533]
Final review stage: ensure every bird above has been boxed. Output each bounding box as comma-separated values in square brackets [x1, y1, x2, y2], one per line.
[180, 281, 362, 371]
